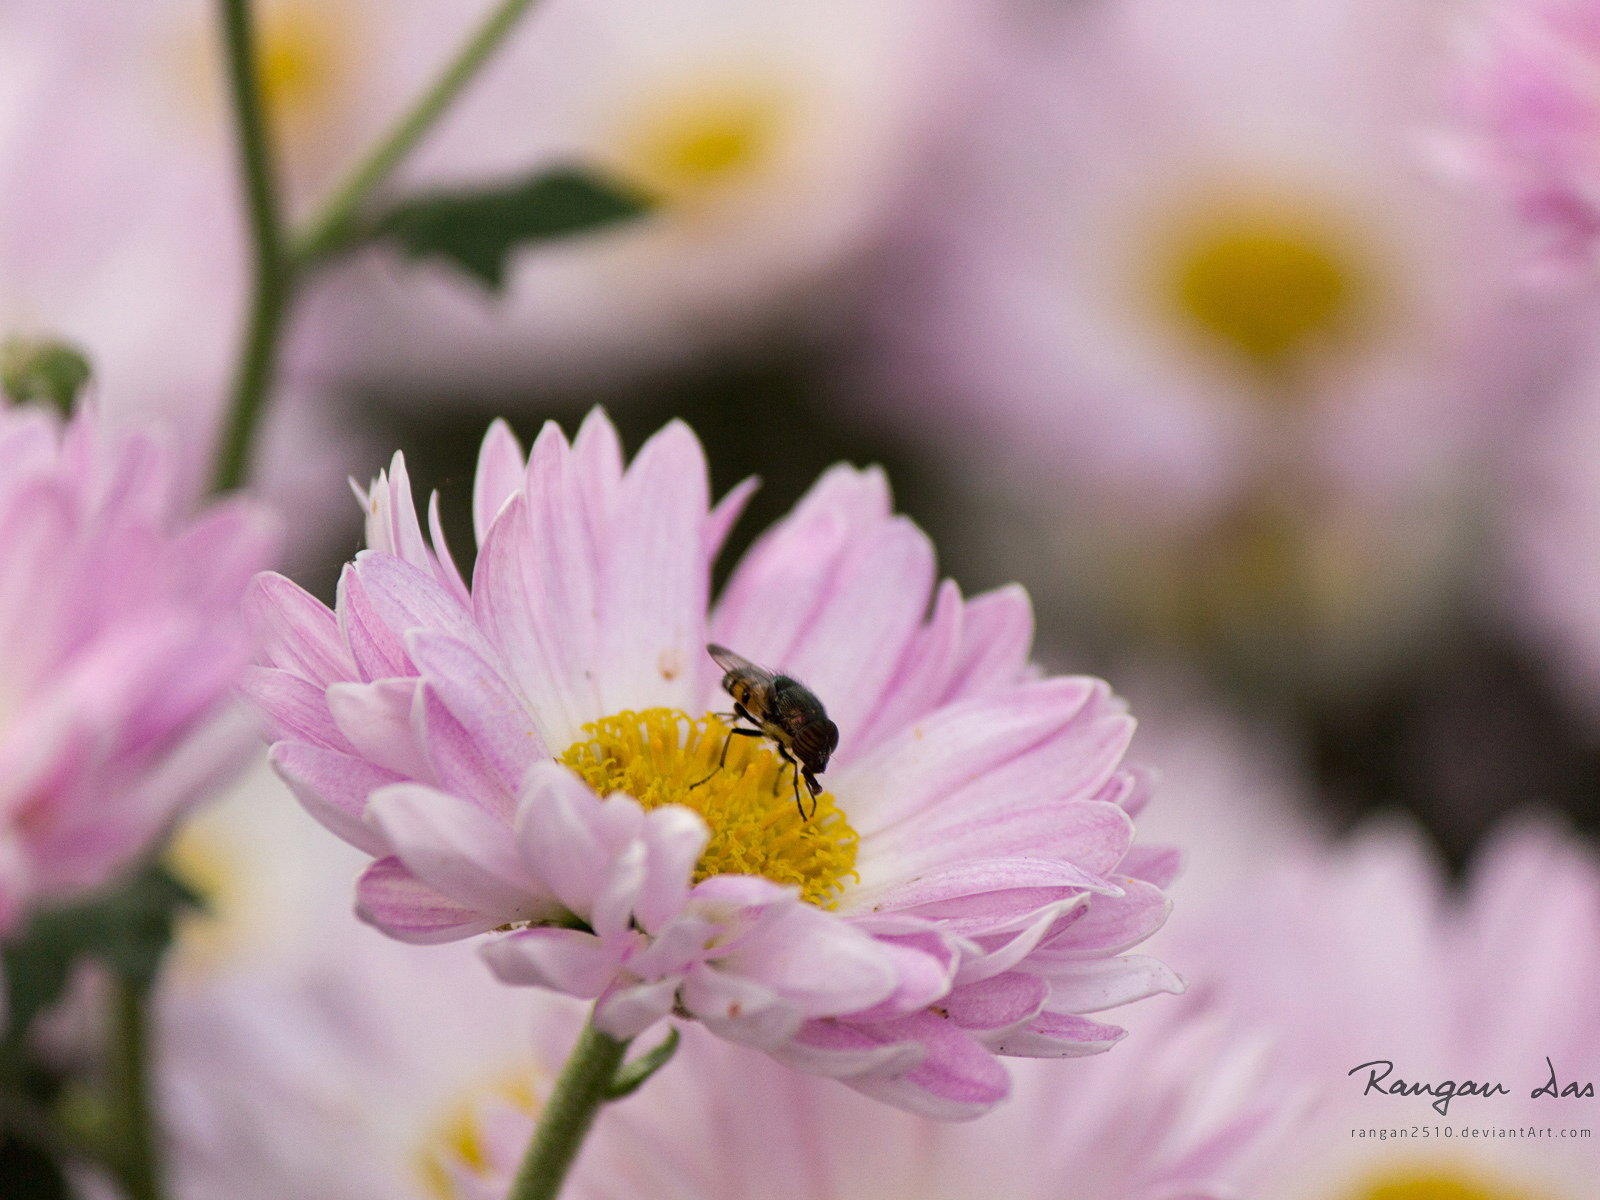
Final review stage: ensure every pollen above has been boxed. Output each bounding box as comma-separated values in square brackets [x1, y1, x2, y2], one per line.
[560, 708, 859, 909]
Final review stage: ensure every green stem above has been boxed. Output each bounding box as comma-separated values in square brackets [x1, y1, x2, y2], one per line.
[212, 0, 291, 495]
[506, 1021, 629, 1200]
[293, 0, 542, 265]
[109, 978, 163, 1200]
[209, 0, 542, 493]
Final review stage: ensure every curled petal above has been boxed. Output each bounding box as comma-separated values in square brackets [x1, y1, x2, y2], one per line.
[355, 857, 500, 944]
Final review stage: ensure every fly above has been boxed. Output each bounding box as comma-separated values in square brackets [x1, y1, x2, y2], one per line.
[692, 643, 839, 820]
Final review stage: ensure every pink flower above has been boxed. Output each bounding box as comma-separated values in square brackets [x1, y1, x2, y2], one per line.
[861, 0, 1545, 690]
[1456, 0, 1600, 276]
[1169, 819, 1600, 1196]
[245, 410, 1179, 1118]
[157, 933, 571, 1200]
[0, 399, 279, 935]
[413, 1007, 1293, 1200]
[150, 928, 1281, 1200]
[0, 4, 371, 550]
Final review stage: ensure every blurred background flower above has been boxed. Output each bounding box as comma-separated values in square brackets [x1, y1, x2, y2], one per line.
[331, 0, 975, 396]
[0, 4, 368, 562]
[1165, 817, 1600, 1199]
[1455, 0, 1600, 277]
[145, 925, 1291, 1200]
[0, 400, 277, 950]
[157, 926, 574, 1200]
[866, 0, 1566, 701]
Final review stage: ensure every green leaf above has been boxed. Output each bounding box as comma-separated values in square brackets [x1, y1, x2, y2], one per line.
[1, 865, 201, 1044]
[604, 1026, 680, 1100]
[369, 166, 652, 289]
[0, 337, 91, 415]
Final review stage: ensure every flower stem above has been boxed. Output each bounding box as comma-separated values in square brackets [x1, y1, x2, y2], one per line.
[293, 0, 543, 266]
[212, 0, 291, 495]
[506, 1020, 630, 1200]
[108, 977, 164, 1200]
[209, 0, 542, 495]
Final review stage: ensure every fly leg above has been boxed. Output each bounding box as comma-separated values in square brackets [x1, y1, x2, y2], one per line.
[692, 725, 763, 789]
[773, 745, 813, 821]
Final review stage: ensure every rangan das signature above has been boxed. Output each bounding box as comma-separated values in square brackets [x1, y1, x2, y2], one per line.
[1350, 1058, 1597, 1116]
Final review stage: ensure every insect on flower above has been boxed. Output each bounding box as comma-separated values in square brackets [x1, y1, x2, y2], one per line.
[694, 643, 839, 820]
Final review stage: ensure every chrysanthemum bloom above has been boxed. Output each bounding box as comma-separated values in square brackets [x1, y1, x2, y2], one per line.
[560, 1008, 1292, 1200]
[246, 410, 1179, 1117]
[157, 948, 1289, 1200]
[0, 399, 278, 939]
[0, 5, 367, 541]
[868, 0, 1547, 690]
[160, 756, 369, 983]
[151, 926, 576, 1200]
[1454, 0, 1600, 276]
[1170, 819, 1600, 1198]
[339, 0, 972, 391]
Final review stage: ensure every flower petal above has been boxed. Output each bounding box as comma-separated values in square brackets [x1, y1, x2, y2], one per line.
[991, 1011, 1127, 1058]
[472, 494, 596, 751]
[326, 678, 428, 779]
[365, 783, 552, 923]
[473, 419, 526, 545]
[1042, 955, 1185, 1014]
[595, 978, 680, 1039]
[355, 856, 500, 943]
[270, 742, 398, 856]
[680, 966, 803, 1049]
[481, 927, 619, 997]
[942, 972, 1049, 1033]
[245, 572, 354, 685]
[407, 630, 545, 793]
[241, 666, 344, 750]
[841, 1013, 1011, 1120]
[595, 421, 710, 717]
[718, 902, 900, 1017]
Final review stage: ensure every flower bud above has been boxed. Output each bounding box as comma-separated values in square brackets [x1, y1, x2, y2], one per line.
[1, 335, 92, 414]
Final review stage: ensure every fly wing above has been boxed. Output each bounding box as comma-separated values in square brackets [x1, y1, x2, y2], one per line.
[706, 643, 777, 686]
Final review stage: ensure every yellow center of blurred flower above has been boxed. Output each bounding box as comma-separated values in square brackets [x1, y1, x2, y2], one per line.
[612, 77, 791, 204]
[163, 823, 245, 975]
[417, 1073, 540, 1200]
[1152, 190, 1372, 377]
[253, 2, 347, 130]
[174, 1, 349, 145]
[560, 708, 858, 908]
[1343, 1163, 1562, 1200]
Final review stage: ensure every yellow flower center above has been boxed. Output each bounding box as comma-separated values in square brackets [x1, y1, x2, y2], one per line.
[417, 1073, 540, 1200]
[253, 2, 348, 131]
[560, 709, 858, 909]
[1343, 1163, 1562, 1200]
[611, 76, 791, 204]
[171, 1, 350, 153]
[163, 822, 247, 975]
[1150, 187, 1373, 379]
